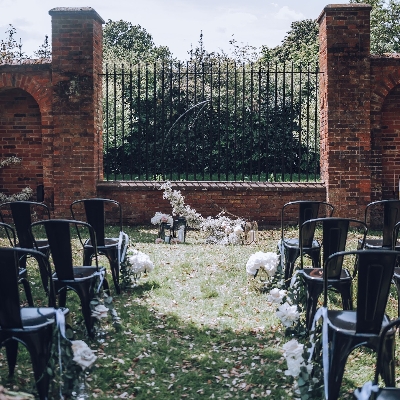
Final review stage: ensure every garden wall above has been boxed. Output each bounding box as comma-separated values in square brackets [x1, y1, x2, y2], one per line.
[97, 181, 326, 227]
[1, 4, 400, 226]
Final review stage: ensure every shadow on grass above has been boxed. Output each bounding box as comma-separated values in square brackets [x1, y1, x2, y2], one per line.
[87, 288, 293, 400]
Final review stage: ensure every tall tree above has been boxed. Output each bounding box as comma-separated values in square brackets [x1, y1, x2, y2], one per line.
[103, 20, 173, 66]
[259, 19, 319, 68]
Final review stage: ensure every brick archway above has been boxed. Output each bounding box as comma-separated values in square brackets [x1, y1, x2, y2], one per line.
[371, 83, 400, 199]
[0, 87, 46, 200]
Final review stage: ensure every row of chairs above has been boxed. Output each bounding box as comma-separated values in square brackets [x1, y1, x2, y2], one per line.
[0, 198, 124, 294]
[279, 200, 400, 400]
[0, 198, 126, 400]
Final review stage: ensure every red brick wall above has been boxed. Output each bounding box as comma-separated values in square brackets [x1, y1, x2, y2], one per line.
[97, 181, 326, 227]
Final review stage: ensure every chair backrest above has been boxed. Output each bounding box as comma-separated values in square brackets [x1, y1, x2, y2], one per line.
[0, 201, 50, 248]
[281, 201, 334, 247]
[0, 247, 53, 329]
[324, 250, 400, 334]
[31, 219, 99, 280]
[70, 198, 122, 246]
[0, 222, 17, 247]
[365, 200, 400, 247]
[300, 218, 368, 277]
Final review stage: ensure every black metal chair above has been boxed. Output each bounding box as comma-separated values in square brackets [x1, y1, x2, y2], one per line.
[323, 250, 400, 400]
[70, 198, 126, 294]
[279, 201, 334, 285]
[0, 247, 68, 400]
[362, 199, 400, 250]
[353, 318, 400, 399]
[0, 222, 35, 306]
[298, 217, 368, 331]
[0, 201, 51, 294]
[31, 219, 109, 338]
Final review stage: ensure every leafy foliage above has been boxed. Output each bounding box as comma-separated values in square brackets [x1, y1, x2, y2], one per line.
[260, 20, 319, 68]
[103, 20, 173, 66]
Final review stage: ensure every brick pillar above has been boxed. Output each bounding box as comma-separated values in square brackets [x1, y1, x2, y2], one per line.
[318, 4, 372, 218]
[49, 7, 104, 217]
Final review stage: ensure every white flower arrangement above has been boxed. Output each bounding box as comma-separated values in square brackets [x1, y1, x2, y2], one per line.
[151, 212, 173, 226]
[276, 302, 300, 328]
[267, 288, 287, 304]
[160, 181, 203, 228]
[91, 304, 109, 319]
[156, 181, 248, 245]
[245, 251, 280, 276]
[71, 340, 97, 370]
[126, 248, 155, 274]
[282, 339, 308, 378]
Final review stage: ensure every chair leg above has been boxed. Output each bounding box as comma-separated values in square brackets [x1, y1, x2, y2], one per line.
[304, 283, 323, 332]
[5, 339, 18, 377]
[340, 282, 353, 311]
[284, 247, 299, 286]
[25, 327, 53, 400]
[19, 277, 34, 307]
[81, 298, 95, 338]
[379, 333, 396, 387]
[57, 288, 68, 308]
[83, 248, 94, 266]
[327, 330, 354, 400]
[109, 257, 120, 295]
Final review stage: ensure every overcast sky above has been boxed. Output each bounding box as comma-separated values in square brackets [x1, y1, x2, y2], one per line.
[1, 0, 347, 60]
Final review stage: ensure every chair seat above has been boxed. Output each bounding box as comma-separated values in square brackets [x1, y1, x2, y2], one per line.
[20, 307, 68, 328]
[300, 268, 351, 281]
[328, 310, 391, 333]
[53, 266, 104, 281]
[283, 238, 320, 249]
[373, 388, 400, 400]
[85, 238, 119, 249]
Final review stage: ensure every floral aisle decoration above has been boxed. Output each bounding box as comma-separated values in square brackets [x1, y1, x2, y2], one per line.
[120, 247, 155, 289]
[151, 212, 174, 243]
[47, 314, 98, 399]
[152, 181, 248, 245]
[245, 250, 324, 399]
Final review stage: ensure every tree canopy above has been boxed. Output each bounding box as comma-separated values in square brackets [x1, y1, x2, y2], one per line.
[259, 19, 319, 67]
[103, 20, 173, 66]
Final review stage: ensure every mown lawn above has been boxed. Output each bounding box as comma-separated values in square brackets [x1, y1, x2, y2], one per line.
[0, 226, 398, 399]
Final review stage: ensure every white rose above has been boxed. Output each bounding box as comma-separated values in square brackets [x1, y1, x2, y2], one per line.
[71, 340, 97, 370]
[276, 302, 300, 327]
[282, 339, 304, 359]
[91, 304, 108, 319]
[267, 288, 286, 304]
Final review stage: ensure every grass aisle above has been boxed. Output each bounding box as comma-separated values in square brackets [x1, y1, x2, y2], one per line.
[0, 226, 391, 399]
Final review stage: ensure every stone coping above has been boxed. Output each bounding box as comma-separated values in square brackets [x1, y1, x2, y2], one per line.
[98, 180, 326, 192]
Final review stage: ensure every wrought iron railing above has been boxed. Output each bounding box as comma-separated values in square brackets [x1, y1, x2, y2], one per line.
[102, 61, 321, 182]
